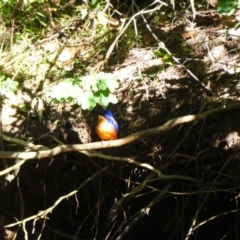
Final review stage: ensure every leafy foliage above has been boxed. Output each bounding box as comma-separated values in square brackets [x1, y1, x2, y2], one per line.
[216, 0, 239, 15]
[46, 72, 119, 111]
[0, 74, 19, 96]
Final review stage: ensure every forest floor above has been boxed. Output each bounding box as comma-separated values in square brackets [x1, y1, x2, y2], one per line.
[1, 2, 240, 240]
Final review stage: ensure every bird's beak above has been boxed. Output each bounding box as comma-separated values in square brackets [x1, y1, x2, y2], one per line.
[98, 115, 105, 120]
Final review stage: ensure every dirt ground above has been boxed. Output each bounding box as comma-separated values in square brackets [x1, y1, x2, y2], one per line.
[1, 2, 240, 240]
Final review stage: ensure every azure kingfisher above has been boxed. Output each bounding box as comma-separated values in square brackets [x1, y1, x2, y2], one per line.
[96, 110, 119, 140]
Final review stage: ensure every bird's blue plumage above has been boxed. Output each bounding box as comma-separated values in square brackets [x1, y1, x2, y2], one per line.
[102, 110, 119, 134]
[96, 110, 119, 140]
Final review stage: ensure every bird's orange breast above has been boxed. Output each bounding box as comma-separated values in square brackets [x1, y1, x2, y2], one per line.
[96, 117, 118, 140]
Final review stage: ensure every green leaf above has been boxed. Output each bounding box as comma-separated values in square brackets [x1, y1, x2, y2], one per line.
[108, 93, 118, 104]
[81, 92, 96, 110]
[35, 11, 46, 18]
[9, 80, 19, 91]
[19, 104, 27, 113]
[94, 72, 105, 81]
[154, 50, 164, 57]
[47, 82, 71, 101]
[183, 47, 192, 53]
[91, 80, 98, 91]
[104, 78, 119, 92]
[95, 72, 111, 81]
[71, 85, 83, 99]
[99, 92, 109, 107]
[93, 90, 118, 107]
[163, 54, 171, 60]
[94, 91, 109, 107]
[97, 79, 108, 90]
[216, 0, 239, 15]
[164, 60, 173, 66]
[64, 77, 81, 85]
[93, 91, 101, 102]
[0, 75, 5, 81]
[64, 78, 76, 83]
[2, 78, 19, 92]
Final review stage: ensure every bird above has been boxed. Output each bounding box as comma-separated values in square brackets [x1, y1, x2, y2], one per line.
[96, 110, 119, 140]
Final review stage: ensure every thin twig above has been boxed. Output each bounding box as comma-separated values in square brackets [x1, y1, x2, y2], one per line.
[0, 103, 240, 160]
[4, 166, 108, 228]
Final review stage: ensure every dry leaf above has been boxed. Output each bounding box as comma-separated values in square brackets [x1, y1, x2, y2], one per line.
[173, 24, 198, 39]
[220, 14, 237, 27]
